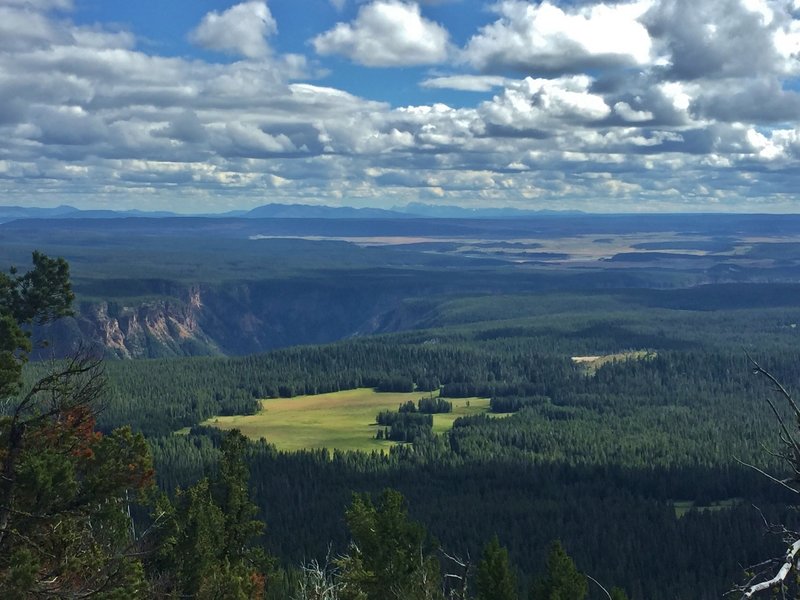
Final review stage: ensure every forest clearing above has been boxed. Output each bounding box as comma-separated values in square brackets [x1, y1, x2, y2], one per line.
[204, 388, 492, 452]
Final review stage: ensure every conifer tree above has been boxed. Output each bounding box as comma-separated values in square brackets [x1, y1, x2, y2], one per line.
[151, 430, 268, 598]
[610, 586, 630, 600]
[529, 540, 588, 600]
[337, 488, 443, 600]
[214, 430, 265, 561]
[0, 253, 154, 597]
[476, 535, 518, 600]
[175, 478, 227, 596]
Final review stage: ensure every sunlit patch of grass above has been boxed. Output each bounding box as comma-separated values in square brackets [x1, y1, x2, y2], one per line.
[571, 350, 657, 375]
[673, 498, 741, 518]
[203, 388, 491, 452]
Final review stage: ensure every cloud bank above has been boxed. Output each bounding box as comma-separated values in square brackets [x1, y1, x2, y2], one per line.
[0, 0, 799, 213]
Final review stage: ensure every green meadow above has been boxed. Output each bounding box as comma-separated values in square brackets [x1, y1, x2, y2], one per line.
[204, 388, 491, 452]
[673, 498, 742, 518]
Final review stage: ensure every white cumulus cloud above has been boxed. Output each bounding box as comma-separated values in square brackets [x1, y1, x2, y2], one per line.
[479, 76, 612, 135]
[421, 75, 508, 92]
[189, 1, 276, 59]
[644, 0, 791, 79]
[464, 0, 653, 73]
[614, 101, 654, 122]
[312, 0, 450, 67]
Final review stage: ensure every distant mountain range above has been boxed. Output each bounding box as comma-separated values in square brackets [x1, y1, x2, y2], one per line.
[396, 202, 586, 218]
[0, 202, 585, 224]
[237, 203, 410, 219]
[0, 205, 179, 223]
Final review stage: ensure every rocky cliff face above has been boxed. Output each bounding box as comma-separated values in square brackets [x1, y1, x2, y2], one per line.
[77, 287, 217, 358]
[37, 282, 424, 359]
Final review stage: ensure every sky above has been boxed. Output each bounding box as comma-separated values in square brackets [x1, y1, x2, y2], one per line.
[1, 0, 800, 213]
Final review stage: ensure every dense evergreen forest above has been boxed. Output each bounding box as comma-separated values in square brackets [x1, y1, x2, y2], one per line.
[54, 291, 797, 598]
[120, 318, 800, 599]
[6, 216, 800, 598]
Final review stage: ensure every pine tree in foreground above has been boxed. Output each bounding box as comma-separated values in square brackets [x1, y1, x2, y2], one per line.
[476, 534, 518, 600]
[0, 253, 154, 597]
[529, 540, 588, 600]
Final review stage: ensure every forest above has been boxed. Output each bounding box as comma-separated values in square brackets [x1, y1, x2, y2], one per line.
[4, 214, 800, 598]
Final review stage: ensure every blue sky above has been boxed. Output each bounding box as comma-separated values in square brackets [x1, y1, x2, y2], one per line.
[2, 0, 800, 213]
[68, 1, 494, 105]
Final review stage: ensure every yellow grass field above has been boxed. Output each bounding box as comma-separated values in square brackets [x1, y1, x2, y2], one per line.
[203, 388, 492, 452]
[571, 350, 657, 375]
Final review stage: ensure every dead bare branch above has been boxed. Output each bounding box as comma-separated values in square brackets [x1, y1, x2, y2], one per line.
[741, 539, 800, 598]
[734, 358, 800, 597]
[733, 457, 799, 495]
[586, 574, 613, 600]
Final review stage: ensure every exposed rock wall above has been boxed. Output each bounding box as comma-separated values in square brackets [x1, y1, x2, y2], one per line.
[35, 282, 422, 359]
[76, 287, 216, 358]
